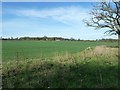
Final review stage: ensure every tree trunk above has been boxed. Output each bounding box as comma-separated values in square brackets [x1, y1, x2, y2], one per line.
[118, 34, 120, 56]
[118, 34, 120, 61]
[118, 33, 120, 89]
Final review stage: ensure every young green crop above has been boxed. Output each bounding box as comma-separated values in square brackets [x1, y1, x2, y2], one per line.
[2, 40, 117, 62]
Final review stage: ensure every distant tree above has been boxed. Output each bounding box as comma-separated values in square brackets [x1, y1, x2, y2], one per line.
[78, 39, 81, 41]
[70, 37, 75, 41]
[15, 37, 19, 40]
[43, 36, 48, 40]
[84, 1, 120, 49]
[11, 37, 13, 40]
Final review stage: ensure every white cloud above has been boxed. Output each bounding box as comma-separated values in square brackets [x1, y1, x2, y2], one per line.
[10, 6, 90, 26]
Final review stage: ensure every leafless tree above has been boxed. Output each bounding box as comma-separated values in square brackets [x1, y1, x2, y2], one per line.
[84, 1, 120, 50]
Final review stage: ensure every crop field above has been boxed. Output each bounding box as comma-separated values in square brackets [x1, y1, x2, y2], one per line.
[2, 40, 117, 62]
[2, 40, 118, 88]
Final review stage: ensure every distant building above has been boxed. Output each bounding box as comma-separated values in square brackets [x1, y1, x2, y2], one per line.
[55, 40, 60, 41]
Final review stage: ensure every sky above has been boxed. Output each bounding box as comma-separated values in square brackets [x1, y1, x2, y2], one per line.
[2, 2, 117, 40]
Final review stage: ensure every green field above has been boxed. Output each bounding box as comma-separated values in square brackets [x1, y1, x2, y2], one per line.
[2, 40, 118, 88]
[2, 40, 117, 62]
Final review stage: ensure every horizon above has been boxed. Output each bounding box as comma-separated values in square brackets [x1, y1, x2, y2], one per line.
[2, 2, 118, 40]
[1, 36, 118, 41]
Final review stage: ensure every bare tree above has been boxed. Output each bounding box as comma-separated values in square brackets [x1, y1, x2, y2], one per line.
[84, 1, 120, 49]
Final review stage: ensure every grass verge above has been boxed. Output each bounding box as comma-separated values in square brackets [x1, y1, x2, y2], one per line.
[2, 46, 118, 88]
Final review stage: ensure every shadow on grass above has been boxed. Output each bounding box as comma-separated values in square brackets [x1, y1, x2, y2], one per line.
[2, 59, 118, 88]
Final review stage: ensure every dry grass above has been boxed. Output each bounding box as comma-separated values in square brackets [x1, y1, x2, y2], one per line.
[93, 46, 118, 56]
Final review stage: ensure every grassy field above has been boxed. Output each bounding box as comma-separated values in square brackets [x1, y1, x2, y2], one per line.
[2, 40, 117, 62]
[2, 40, 118, 88]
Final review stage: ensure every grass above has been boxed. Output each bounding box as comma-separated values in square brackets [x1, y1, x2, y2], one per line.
[2, 40, 117, 62]
[2, 42, 118, 88]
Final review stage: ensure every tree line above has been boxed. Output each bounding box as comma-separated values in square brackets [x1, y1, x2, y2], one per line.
[0, 36, 118, 42]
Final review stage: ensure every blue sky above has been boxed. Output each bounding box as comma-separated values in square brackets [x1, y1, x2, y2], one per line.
[2, 2, 117, 40]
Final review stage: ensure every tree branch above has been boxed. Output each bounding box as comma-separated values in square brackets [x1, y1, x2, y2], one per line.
[84, 1, 120, 36]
